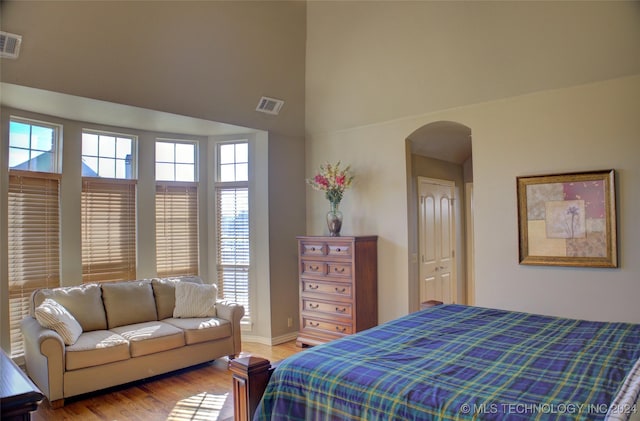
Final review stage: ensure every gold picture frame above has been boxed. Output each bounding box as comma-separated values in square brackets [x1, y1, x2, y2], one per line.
[517, 170, 617, 267]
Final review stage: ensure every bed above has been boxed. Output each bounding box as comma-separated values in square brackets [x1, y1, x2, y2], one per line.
[233, 304, 640, 421]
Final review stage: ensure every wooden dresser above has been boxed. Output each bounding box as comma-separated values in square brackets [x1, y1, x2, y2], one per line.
[296, 235, 378, 347]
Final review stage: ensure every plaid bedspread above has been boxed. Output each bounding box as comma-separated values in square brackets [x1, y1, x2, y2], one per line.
[255, 305, 640, 421]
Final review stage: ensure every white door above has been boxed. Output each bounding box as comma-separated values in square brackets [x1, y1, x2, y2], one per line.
[418, 177, 456, 304]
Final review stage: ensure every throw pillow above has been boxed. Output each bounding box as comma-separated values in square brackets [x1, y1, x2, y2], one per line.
[35, 298, 83, 345]
[173, 282, 217, 318]
[152, 277, 203, 320]
[152, 278, 180, 320]
[33, 283, 107, 331]
[101, 280, 157, 328]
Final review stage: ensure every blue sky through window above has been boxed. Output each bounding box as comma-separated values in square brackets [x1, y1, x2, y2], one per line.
[9, 120, 57, 172]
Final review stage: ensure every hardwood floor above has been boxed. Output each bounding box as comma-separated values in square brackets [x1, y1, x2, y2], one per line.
[31, 341, 302, 421]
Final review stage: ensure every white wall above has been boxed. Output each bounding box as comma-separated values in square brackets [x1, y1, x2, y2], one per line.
[470, 76, 640, 323]
[306, 124, 411, 322]
[307, 75, 640, 324]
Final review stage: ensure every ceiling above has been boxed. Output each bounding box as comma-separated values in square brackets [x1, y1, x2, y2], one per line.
[0, 1, 306, 138]
[305, 1, 640, 135]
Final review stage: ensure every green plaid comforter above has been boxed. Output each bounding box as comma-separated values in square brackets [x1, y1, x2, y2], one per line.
[255, 304, 640, 420]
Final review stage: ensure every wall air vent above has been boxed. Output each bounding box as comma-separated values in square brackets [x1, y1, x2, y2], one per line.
[0, 31, 22, 59]
[256, 96, 284, 115]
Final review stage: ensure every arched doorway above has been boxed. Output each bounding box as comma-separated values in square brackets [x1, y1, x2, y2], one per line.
[405, 121, 473, 311]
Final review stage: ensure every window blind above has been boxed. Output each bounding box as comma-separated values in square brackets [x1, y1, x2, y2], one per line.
[8, 171, 61, 358]
[82, 178, 136, 283]
[215, 186, 250, 321]
[156, 183, 199, 277]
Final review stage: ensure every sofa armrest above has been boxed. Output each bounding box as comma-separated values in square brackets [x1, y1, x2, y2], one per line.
[20, 316, 66, 402]
[216, 300, 245, 356]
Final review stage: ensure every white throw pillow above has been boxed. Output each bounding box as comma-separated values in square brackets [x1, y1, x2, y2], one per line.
[173, 282, 217, 318]
[35, 298, 83, 345]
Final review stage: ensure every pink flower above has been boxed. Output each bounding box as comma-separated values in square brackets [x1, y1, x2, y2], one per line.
[306, 161, 353, 200]
[315, 175, 329, 188]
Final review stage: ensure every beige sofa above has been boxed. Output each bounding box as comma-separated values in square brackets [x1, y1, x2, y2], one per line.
[20, 277, 244, 407]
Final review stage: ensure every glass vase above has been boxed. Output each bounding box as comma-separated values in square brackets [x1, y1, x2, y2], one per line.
[327, 202, 343, 237]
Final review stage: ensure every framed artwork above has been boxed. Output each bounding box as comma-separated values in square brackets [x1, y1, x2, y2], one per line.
[517, 170, 617, 268]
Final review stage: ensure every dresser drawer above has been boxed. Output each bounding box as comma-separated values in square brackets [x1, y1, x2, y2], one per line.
[302, 316, 353, 336]
[300, 241, 326, 256]
[326, 262, 352, 278]
[301, 260, 326, 276]
[302, 298, 352, 318]
[326, 242, 352, 258]
[300, 240, 353, 259]
[301, 279, 352, 298]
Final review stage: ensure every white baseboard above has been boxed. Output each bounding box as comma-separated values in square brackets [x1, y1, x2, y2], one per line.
[270, 332, 298, 345]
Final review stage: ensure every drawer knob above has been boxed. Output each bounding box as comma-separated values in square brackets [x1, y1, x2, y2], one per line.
[309, 303, 319, 309]
[335, 326, 347, 333]
[336, 248, 341, 252]
[308, 284, 319, 290]
[310, 247, 316, 251]
[310, 265, 319, 271]
[309, 321, 319, 327]
[333, 267, 345, 273]
[335, 287, 346, 293]
[335, 307, 347, 313]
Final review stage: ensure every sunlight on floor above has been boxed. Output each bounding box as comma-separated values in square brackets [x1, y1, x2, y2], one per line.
[167, 392, 230, 421]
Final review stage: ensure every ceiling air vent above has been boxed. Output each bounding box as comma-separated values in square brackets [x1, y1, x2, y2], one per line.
[256, 96, 284, 115]
[0, 31, 22, 59]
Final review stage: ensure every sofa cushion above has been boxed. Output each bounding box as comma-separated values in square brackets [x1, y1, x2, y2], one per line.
[33, 283, 107, 331]
[173, 282, 217, 318]
[152, 277, 203, 320]
[110, 321, 185, 357]
[65, 330, 130, 370]
[151, 278, 177, 320]
[102, 280, 158, 328]
[164, 317, 231, 345]
[34, 299, 83, 345]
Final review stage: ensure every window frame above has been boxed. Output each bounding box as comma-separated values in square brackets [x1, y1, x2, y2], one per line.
[155, 139, 200, 277]
[214, 140, 251, 325]
[7, 116, 63, 359]
[8, 116, 62, 174]
[155, 138, 199, 183]
[81, 129, 138, 180]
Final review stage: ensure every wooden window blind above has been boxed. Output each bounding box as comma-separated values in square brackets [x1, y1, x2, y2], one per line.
[215, 186, 250, 321]
[82, 178, 137, 283]
[8, 171, 61, 358]
[156, 183, 199, 277]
